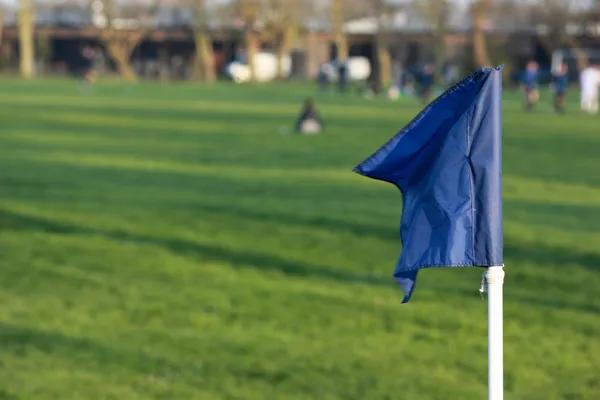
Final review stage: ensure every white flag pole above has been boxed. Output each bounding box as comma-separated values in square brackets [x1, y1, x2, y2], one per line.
[484, 266, 505, 400]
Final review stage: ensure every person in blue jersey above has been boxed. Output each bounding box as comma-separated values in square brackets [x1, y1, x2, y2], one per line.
[419, 63, 435, 103]
[522, 60, 540, 111]
[552, 62, 569, 113]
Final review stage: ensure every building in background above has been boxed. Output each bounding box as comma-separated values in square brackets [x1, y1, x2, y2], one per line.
[0, 0, 598, 82]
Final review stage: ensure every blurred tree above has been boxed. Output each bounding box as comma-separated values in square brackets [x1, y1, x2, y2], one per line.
[471, 0, 492, 68]
[192, 0, 216, 82]
[574, 0, 600, 65]
[36, 35, 52, 74]
[0, 7, 4, 51]
[373, 0, 392, 88]
[0, 5, 12, 72]
[99, 30, 143, 81]
[96, 0, 158, 81]
[331, 0, 348, 62]
[18, 0, 35, 78]
[238, 0, 261, 82]
[416, 0, 450, 84]
[532, 0, 587, 69]
[263, 0, 301, 80]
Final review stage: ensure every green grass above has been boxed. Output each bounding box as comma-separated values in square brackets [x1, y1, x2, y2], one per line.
[0, 78, 599, 400]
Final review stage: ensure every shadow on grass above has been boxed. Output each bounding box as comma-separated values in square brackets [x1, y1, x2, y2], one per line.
[183, 201, 600, 272]
[0, 390, 19, 400]
[504, 135, 600, 187]
[188, 202, 398, 241]
[0, 98, 401, 130]
[2, 208, 599, 314]
[0, 322, 316, 389]
[0, 323, 192, 377]
[504, 200, 600, 233]
[435, 285, 600, 315]
[2, 205, 599, 277]
[505, 294, 600, 316]
[0, 209, 391, 287]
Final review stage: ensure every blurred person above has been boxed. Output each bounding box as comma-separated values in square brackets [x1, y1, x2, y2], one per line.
[392, 60, 403, 89]
[403, 73, 416, 97]
[552, 62, 569, 113]
[361, 80, 382, 99]
[317, 61, 330, 92]
[419, 63, 435, 103]
[295, 98, 324, 135]
[388, 85, 400, 100]
[443, 62, 459, 87]
[81, 45, 97, 87]
[362, 82, 375, 99]
[580, 63, 600, 114]
[522, 60, 539, 111]
[337, 60, 348, 93]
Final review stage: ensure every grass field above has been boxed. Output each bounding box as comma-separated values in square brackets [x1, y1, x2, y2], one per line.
[0, 78, 599, 400]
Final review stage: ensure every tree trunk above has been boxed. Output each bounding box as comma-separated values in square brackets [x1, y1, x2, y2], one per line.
[0, 8, 5, 49]
[246, 27, 258, 82]
[240, 0, 262, 82]
[107, 41, 137, 81]
[275, 32, 286, 80]
[276, 23, 297, 81]
[158, 46, 169, 81]
[433, 2, 448, 85]
[375, 0, 391, 88]
[538, 32, 586, 71]
[18, 0, 35, 78]
[377, 46, 391, 88]
[193, 0, 215, 82]
[564, 36, 587, 71]
[194, 31, 215, 82]
[101, 30, 142, 82]
[277, 0, 300, 80]
[472, 0, 491, 68]
[375, 27, 392, 88]
[332, 0, 348, 62]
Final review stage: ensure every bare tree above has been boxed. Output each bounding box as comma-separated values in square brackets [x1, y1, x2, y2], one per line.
[0, 7, 4, 50]
[95, 0, 158, 81]
[373, 0, 392, 88]
[331, 0, 348, 62]
[263, 0, 301, 80]
[192, 0, 215, 82]
[19, 0, 35, 78]
[238, 0, 261, 82]
[471, 0, 492, 68]
[416, 0, 450, 83]
[531, 0, 587, 69]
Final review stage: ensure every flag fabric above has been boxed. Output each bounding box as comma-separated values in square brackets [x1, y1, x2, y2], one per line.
[353, 66, 504, 303]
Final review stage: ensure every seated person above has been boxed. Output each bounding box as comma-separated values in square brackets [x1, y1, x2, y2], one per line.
[295, 98, 324, 135]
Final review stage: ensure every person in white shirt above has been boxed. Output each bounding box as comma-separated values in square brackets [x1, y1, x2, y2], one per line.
[580, 63, 600, 114]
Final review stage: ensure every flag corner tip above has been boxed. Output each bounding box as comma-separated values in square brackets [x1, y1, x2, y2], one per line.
[352, 165, 364, 175]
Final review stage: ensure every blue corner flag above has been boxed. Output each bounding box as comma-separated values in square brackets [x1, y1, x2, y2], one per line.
[353, 67, 503, 303]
